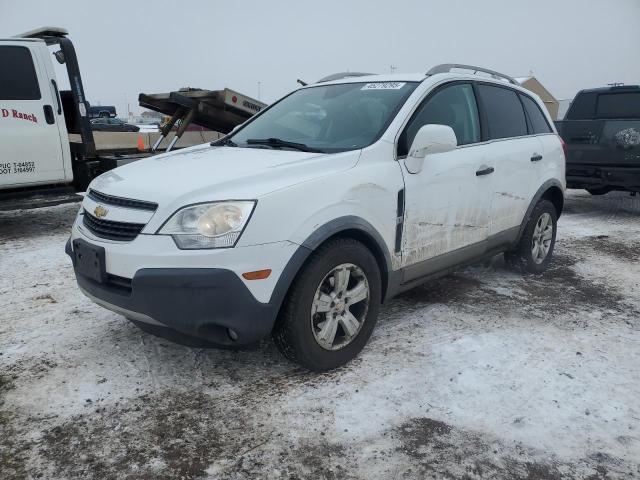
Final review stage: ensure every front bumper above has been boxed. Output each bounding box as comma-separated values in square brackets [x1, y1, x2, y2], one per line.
[68, 240, 278, 346]
[566, 163, 640, 191]
[67, 214, 303, 346]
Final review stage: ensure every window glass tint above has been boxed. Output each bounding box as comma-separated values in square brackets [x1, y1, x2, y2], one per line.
[399, 83, 480, 155]
[596, 93, 640, 119]
[520, 94, 552, 134]
[0, 46, 41, 100]
[231, 82, 418, 153]
[565, 92, 597, 120]
[477, 84, 527, 139]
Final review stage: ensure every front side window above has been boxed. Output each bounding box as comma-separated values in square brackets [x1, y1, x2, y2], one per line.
[520, 94, 553, 134]
[230, 81, 418, 153]
[477, 84, 527, 140]
[0, 46, 41, 101]
[398, 83, 480, 156]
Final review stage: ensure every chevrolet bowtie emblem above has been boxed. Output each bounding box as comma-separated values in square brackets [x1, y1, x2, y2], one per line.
[94, 205, 108, 218]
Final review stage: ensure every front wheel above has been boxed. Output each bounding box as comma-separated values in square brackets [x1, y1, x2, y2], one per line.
[273, 238, 381, 371]
[505, 199, 558, 274]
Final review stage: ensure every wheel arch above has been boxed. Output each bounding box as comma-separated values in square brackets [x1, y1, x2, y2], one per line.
[268, 217, 394, 324]
[516, 180, 565, 244]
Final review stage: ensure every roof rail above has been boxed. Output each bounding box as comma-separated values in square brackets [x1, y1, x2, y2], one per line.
[316, 72, 374, 83]
[427, 64, 517, 85]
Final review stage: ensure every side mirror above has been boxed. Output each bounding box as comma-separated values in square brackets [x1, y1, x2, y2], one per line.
[404, 124, 457, 174]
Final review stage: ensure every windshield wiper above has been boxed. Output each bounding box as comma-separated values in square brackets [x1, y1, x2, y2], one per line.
[245, 137, 323, 153]
[210, 137, 237, 147]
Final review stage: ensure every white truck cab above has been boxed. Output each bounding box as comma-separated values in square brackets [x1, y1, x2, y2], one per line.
[0, 28, 74, 189]
[67, 65, 566, 371]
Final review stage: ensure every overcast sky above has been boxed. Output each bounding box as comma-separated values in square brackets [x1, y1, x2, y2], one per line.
[1, 0, 639, 116]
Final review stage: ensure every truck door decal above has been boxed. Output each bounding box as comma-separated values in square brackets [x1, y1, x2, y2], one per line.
[1, 107, 38, 123]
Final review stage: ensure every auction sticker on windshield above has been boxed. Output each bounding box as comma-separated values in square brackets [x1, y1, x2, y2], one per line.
[361, 82, 406, 90]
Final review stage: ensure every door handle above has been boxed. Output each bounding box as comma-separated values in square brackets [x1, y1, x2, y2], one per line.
[51, 79, 62, 114]
[43, 105, 55, 124]
[531, 154, 543, 162]
[476, 166, 494, 176]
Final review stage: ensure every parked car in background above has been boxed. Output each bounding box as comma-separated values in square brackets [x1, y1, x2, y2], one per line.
[556, 85, 640, 195]
[67, 65, 565, 371]
[90, 117, 140, 132]
[87, 104, 116, 118]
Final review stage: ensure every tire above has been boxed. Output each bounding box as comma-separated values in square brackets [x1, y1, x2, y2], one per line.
[273, 238, 381, 371]
[586, 187, 612, 196]
[505, 199, 557, 274]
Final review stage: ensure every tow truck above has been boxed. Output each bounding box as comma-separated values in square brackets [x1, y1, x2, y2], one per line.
[0, 27, 265, 210]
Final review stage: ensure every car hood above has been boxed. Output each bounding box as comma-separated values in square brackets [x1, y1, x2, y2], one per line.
[90, 144, 360, 207]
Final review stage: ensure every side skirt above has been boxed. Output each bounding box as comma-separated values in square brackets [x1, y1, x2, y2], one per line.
[387, 226, 519, 298]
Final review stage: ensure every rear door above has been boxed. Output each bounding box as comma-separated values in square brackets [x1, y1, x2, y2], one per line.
[519, 92, 563, 190]
[475, 83, 540, 237]
[0, 42, 67, 188]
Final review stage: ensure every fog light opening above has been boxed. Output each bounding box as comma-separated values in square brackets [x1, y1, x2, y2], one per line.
[227, 328, 239, 341]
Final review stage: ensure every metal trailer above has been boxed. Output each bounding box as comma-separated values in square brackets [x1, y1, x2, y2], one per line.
[139, 88, 266, 153]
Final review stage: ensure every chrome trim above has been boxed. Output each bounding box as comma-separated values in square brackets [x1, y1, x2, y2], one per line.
[79, 287, 165, 326]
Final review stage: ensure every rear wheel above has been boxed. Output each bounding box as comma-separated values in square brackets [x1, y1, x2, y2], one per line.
[273, 238, 381, 371]
[505, 199, 557, 274]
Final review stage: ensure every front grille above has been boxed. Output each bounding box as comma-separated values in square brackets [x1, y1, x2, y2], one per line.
[88, 189, 158, 212]
[82, 212, 145, 241]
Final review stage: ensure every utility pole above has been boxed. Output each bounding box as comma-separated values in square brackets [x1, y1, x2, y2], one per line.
[258, 81, 261, 101]
[390, 65, 397, 74]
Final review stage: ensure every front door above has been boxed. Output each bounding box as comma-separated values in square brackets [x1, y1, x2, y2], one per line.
[399, 82, 492, 281]
[0, 43, 67, 187]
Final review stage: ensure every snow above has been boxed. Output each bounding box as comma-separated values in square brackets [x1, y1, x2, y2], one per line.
[1, 190, 640, 479]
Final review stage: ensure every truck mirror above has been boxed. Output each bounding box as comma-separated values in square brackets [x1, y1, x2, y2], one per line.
[54, 50, 66, 64]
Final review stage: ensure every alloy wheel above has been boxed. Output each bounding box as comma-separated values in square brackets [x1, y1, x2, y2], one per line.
[531, 212, 553, 264]
[311, 263, 370, 351]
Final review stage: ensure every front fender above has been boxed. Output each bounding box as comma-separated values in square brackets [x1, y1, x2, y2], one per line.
[268, 215, 396, 318]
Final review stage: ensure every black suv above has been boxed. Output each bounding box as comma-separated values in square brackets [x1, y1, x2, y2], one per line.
[556, 85, 640, 194]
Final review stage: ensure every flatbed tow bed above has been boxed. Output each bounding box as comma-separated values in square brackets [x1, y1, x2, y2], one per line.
[139, 88, 266, 151]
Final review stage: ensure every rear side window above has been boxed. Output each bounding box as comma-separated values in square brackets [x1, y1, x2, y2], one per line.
[399, 83, 480, 155]
[565, 92, 597, 120]
[477, 84, 527, 139]
[520, 94, 553, 134]
[596, 93, 640, 119]
[0, 46, 41, 100]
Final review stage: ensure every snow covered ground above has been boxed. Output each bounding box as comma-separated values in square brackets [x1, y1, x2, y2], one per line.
[1, 190, 639, 479]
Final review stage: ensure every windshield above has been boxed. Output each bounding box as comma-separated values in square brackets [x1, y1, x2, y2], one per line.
[229, 81, 419, 153]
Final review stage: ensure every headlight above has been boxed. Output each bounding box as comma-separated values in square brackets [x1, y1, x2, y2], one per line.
[158, 201, 256, 249]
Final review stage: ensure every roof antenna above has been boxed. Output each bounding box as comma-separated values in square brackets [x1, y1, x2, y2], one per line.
[297, 79, 308, 86]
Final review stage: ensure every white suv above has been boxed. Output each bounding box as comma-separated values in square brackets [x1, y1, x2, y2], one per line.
[67, 64, 565, 371]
